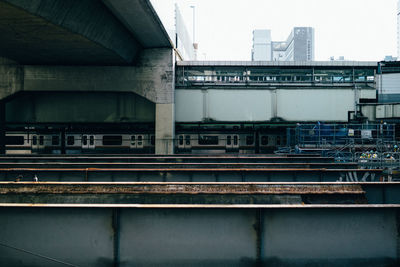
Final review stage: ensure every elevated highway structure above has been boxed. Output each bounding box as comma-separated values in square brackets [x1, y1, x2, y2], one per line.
[0, 0, 175, 154]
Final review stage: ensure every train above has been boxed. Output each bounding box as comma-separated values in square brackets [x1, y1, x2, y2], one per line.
[4, 124, 287, 154]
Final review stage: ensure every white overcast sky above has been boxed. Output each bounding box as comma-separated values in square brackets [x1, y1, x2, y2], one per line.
[150, 0, 398, 61]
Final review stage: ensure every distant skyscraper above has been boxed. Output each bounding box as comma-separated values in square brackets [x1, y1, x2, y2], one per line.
[252, 27, 315, 61]
[252, 30, 272, 61]
[398, 0, 400, 58]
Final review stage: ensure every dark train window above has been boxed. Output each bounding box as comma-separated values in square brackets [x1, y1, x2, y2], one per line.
[185, 135, 191, 145]
[246, 135, 254, 145]
[131, 135, 136, 145]
[276, 136, 281, 145]
[82, 135, 88, 146]
[32, 136, 37, 146]
[179, 135, 184, 145]
[39, 136, 44, 146]
[227, 135, 232, 145]
[67, 136, 75, 146]
[52, 136, 59, 146]
[261, 136, 269, 146]
[199, 136, 219, 145]
[6, 136, 24, 145]
[103, 135, 122, 146]
[150, 136, 155, 146]
[233, 135, 238, 146]
[89, 136, 94, 146]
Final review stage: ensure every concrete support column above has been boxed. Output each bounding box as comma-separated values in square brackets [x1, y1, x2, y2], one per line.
[0, 100, 5, 154]
[0, 57, 23, 100]
[155, 103, 175, 155]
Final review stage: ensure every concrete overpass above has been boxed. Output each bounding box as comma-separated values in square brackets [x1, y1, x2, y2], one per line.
[0, 0, 175, 154]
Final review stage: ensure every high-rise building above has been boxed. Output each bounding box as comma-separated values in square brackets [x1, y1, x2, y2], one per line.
[398, 0, 400, 58]
[251, 30, 272, 61]
[252, 27, 315, 61]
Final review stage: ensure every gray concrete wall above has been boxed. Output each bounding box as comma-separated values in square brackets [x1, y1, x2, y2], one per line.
[0, 207, 398, 267]
[0, 48, 174, 104]
[6, 92, 155, 123]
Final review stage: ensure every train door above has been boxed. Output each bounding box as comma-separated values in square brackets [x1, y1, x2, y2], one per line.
[137, 135, 144, 149]
[82, 135, 95, 150]
[226, 134, 239, 151]
[31, 134, 45, 151]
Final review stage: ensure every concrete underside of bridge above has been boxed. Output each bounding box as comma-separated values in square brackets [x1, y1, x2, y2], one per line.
[0, 48, 175, 154]
[0, 0, 175, 154]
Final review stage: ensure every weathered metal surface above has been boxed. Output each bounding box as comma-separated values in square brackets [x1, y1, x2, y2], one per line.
[0, 162, 358, 169]
[0, 167, 382, 183]
[0, 182, 365, 195]
[0, 207, 398, 267]
[0, 155, 336, 164]
[0, 182, 367, 205]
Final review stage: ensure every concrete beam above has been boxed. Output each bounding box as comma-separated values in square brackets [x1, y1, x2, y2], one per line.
[21, 48, 174, 104]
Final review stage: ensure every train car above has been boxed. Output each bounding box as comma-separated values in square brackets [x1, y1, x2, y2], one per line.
[4, 123, 287, 155]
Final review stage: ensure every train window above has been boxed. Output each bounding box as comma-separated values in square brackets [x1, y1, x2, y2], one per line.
[39, 136, 44, 146]
[277, 136, 281, 145]
[227, 135, 232, 145]
[82, 135, 88, 146]
[6, 136, 24, 145]
[246, 135, 254, 145]
[103, 135, 122, 146]
[131, 135, 136, 145]
[185, 135, 191, 145]
[137, 135, 143, 146]
[261, 136, 269, 146]
[32, 136, 37, 146]
[52, 136, 59, 146]
[150, 136, 155, 146]
[67, 136, 75, 146]
[233, 135, 238, 146]
[89, 136, 94, 146]
[179, 135, 184, 146]
[199, 136, 219, 145]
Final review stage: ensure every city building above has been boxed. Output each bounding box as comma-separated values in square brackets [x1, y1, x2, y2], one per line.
[398, 0, 400, 58]
[252, 27, 315, 61]
[251, 29, 272, 61]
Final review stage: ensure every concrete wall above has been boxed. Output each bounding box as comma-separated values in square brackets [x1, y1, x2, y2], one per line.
[0, 207, 398, 267]
[6, 92, 155, 123]
[22, 48, 174, 104]
[176, 88, 374, 123]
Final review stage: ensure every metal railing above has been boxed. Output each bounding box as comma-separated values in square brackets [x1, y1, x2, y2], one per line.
[176, 74, 375, 87]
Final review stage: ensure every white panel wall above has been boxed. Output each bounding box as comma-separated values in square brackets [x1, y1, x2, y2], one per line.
[382, 73, 400, 94]
[175, 90, 204, 122]
[277, 89, 355, 122]
[207, 90, 272, 121]
[176, 88, 360, 122]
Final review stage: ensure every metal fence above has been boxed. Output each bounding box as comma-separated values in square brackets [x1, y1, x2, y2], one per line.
[288, 123, 396, 148]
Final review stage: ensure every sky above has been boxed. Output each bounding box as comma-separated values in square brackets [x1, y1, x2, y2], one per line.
[150, 0, 398, 61]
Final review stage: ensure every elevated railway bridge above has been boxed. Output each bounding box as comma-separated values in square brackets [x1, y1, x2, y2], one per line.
[0, 1, 399, 266]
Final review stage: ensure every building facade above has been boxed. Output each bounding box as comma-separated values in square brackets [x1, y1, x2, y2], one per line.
[251, 29, 272, 61]
[252, 27, 315, 61]
[398, 0, 400, 58]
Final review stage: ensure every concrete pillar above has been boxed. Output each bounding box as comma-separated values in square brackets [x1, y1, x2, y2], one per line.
[155, 103, 175, 155]
[0, 57, 23, 100]
[0, 100, 5, 154]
